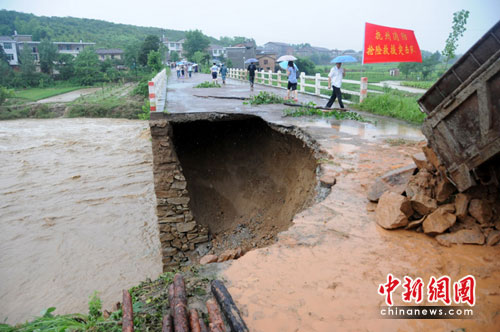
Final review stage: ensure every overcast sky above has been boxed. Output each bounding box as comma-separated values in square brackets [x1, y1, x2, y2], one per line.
[1, 0, 499, 53]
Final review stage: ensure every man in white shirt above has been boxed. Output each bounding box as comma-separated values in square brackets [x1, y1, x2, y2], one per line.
[326, 62, 345, 108]
[210, 63, 219, 84]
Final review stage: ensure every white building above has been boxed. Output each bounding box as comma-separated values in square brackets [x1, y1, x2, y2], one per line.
[163, 37, 185, 56]
[2, 32, 95, 67]
[0, 36, 18, 66]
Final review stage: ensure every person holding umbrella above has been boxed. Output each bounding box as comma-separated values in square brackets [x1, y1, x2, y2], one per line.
[286, 61, 299, 102]
[326, 55, 356, 108]
[220, 63, 228, 84]
[245, 58, 258, 90]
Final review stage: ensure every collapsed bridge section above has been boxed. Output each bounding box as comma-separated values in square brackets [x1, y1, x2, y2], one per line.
[149, 112, 324, 270]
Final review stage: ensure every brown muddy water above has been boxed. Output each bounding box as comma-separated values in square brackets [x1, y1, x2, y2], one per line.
[0, 118, 162, 324]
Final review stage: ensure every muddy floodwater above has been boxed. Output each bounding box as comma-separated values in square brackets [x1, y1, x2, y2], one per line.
[0, 118, 162, 324]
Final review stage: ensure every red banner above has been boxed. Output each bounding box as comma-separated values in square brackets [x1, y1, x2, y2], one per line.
[363, 22, 422, 64]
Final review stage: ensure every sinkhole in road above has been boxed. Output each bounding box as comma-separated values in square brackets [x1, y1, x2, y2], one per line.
[170, 116, 320, 253]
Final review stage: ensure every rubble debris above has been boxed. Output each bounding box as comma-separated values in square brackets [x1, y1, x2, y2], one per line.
[435, 229, 485, 247]
[122, 289, 134, 332]
[367, 164, 416, 202]
[373, 144, 500, 246]
[375, 192, 413, 229]
[423, 208, 456, 235]
[200, 255, 218, 265]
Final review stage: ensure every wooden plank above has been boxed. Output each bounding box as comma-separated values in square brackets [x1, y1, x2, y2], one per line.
[122, 290, 134, 332]
[211, 280, 249, 332]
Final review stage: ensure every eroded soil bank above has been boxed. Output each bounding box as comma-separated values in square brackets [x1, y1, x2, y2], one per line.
[171, 116, 319, 253]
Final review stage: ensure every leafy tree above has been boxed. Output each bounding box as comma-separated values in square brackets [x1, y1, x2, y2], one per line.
[0, 86, 14, 105]
[18, 43, 37, 86]
[191, 51, 210, 69]
[418, 51, 441, 80]
[398, 62, 418, 79]
[218, 36, 254, 47]
[295, 57, 316, 75]
[124, 41, 140, 68]
[138, 35, 160, 66]
[170, 50, 180, 62]
[56, 53, 75, 80]
[443, 9, 470, 67]
[225, 58, 233, 68]
[38, 39, 58, 75]
[0, 44, 8, 64]
[74, 48, 102, 85]
[184, 30, 210, 59]
[0, 61, 13, 86]
[147, 50, 162, 73]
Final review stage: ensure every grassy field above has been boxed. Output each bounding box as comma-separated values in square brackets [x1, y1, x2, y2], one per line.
[354, 90, 426, 124]
[14, 86, 85, 101]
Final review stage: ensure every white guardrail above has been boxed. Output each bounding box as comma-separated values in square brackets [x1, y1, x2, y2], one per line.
[227, 68, 380, 103]
[148, 68, 168, 112]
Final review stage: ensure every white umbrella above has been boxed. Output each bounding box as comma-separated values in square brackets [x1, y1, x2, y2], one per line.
[277, 55, 297, 62]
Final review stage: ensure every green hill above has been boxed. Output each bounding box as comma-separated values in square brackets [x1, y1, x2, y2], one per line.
[0, 9, 193, 48]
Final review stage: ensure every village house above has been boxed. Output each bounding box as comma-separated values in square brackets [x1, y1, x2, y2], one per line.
[163, 36, 184, 57]
[226, 41, 256, 69]
[96, 48, 124, 61]
[263, 42, 294, 57]
[256, 52, 277, 71]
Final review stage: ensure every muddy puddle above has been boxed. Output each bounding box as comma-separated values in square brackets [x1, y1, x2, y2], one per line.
[0, 118, 162, 324]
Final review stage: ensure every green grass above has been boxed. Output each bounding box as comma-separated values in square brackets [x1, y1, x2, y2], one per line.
[283, 101, 365, 121]
[354, 90, 426, 124]
[14, 86, 85, 101]
[67, 83, 143, 119]
[401, 81, 434, 89]
[194, 81, 221, 88]
[246, 91, 284, 105]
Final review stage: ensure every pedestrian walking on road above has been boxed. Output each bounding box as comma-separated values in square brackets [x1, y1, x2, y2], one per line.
[188, 64, 193, 78]
[247, 62, 257, 90]
[210, 63, 219, 84]
[286, 61, 298, 102]
[176, 65, 180, 78]
[326, 62, 345, 108]
[220, 64, 228, 84]
[181, 65, 185, 78]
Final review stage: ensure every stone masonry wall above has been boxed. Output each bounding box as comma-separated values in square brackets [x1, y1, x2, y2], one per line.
[149, 119, 209, 271]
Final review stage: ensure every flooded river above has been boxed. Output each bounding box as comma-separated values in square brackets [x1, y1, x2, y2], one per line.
[0, 118, 162, 324]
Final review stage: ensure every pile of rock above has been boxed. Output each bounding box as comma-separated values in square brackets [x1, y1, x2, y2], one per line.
[371, 145, 500, 246]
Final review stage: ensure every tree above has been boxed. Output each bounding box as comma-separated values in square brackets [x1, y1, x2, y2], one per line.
[56, 53, 75, 81]
[0, 44, 8, 64]
[170, 51, 180, 63]
[138, 35, 160, 66]
[38, 39, 58, 75]
[191, 51, 210, 69]
[418, 51, 441, 80]
[18, 43, 37, 86]
[443, 9, 469, 67]
[147, 50, 162, 73]
[398, 62, 418, 79]
[124, 41, 140, 68]
[295, 57, 316, 75]
[184, 30, 210, 59]
[74, 48, 102, 85]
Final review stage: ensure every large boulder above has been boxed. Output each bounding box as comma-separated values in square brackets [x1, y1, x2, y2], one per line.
[375, 192, 413, 229]
[411, 193, 438, 215]
[435, 229, 486, 247]
[405, 169, 433, 199]
[454, 193, 470, 219]
[412, 152, 435, 172]
[367, 164, 416, 202]
[423, 207, 457, 235]
[468, 199, 493, 224]
[486, 231, 500, 246]
[435, 178, 456, 203]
